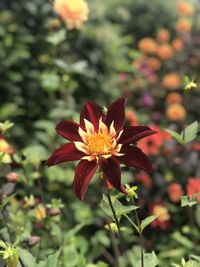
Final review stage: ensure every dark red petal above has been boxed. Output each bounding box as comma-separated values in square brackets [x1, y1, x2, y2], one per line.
[56, 120, 81, 142]
[119, 126, 157, 145]
[45, 143, 84, 167]
[104, 98, 126, 133]
[80, 101, 104, 130]
[74, 160, 98, 200]
[99, 157, 126, 194]
[118, 145, 153, 173]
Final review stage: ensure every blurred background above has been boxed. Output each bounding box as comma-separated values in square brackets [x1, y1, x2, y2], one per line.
[0, 0, 200, 266]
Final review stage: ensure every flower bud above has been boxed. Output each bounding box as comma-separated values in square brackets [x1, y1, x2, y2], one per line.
[28, 236, 41, 246]
[105, 223, 118, 234]
[125, 185, 138, 201]
[48, 208, 61, 216]
[0, 243, 19, 267]
[6, 172, 19, 183]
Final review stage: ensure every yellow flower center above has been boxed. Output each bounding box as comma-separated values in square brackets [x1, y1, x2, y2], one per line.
[75, 119, 123, 161]
[87, 133, 113, 155]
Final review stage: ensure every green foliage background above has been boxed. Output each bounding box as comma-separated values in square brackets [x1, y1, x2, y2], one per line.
[0, 0, 200, 266]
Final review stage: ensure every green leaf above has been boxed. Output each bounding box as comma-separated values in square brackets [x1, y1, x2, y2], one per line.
[19, 249, 36, 267]
[38, 251, 60, 267]
[181, 196, 198, 207]
[0, 120, 14, 133]
[141, 215, 157, 232]
[165, 129, 184, 144]
[47, 29, 66, 46]
[136, 251, 158, 267]
[23, 145, 48, 165]
[100, 194, 138, 220]
[172, 232, 193, 249]
[166, 121, 199, 144]
[181, 121, 198, 143]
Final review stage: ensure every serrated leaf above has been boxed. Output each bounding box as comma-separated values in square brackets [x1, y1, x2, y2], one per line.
[136, 251, 158, 267]
[141, 215, 157, 232]
[181, 121, 198, 143]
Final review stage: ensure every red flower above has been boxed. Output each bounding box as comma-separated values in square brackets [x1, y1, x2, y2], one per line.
[187, 177, 200, 202]
[150, 203, 171, 230]
[138, 125, 171, 156]
[136, 171, 152, 187]
[167, 183, 183, 203]
[46, 99, 156, 200]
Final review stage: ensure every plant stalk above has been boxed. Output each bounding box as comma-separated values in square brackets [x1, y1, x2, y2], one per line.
[132, 200, 144, 267]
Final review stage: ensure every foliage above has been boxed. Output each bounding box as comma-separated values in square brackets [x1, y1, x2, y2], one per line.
[0, 0, 200, 266]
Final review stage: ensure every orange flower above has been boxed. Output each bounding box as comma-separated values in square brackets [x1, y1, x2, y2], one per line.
[53, 0, 89, 30]
[156, 44, 173, 60]
[126, 109, 139, 126]
[166, 104, 186, 121]
[166, 92, 183, 104]
[176, 18, 192, 33]
[162, 73, 181, 89]
[0, 136, 14, 163]
[177, 1, 194, 16]
[35, 205, 46, 221]
[136, 171, 152, 187]
[138, 37, 157, 54]
[147, 57, 162, 71]
[150, 203, 170, 229]
[138, 125, 164, 156]
[188, 56, 199, 66]
[167, 183, 183, 203]
[172, 38, 184, 52]
[187, 177, 200, 202]
[156, 28, 170, 42]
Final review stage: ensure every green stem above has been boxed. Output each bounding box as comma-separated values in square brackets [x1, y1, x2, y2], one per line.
[108, 222, 120, 267]
[132, 200, 144, 267]
[107, 193, 121, 233]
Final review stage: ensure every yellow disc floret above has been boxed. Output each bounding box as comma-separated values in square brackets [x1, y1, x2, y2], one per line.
[75, 118, 123, 161]
[87, 133, 113, 155]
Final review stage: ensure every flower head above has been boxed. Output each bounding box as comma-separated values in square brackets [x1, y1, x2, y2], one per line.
[162, 73, 181, 89]
[0, 136, 14, 164]
[176, 1, 194, 16]
[187, 177, 200, 202]
[0, 241, 19, 267]
[167, 183, 183, 203]
[53, 0, 89, 30]
[138, 38, 157, 54]
[176, 18, 192, 33]
[166, 104, 186, 121]
[156, 44, 173, 61]
[150, 203, 170, 229]
[156, 28, 170, 43]
[46, 99, 156, 200]
[137, 125, 168, 156]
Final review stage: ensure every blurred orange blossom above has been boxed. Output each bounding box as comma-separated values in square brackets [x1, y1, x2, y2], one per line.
[53, 0, 89, 29]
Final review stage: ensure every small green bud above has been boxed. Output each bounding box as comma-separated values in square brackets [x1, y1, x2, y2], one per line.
[0, 242, 19, 267]
[105, 223, 118, 234]
[125, 184, 138, 201]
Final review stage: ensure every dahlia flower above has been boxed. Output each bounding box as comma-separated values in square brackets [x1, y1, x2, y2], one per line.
[46, 99, 156, 200]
